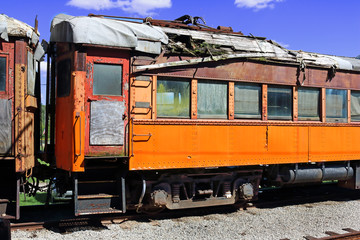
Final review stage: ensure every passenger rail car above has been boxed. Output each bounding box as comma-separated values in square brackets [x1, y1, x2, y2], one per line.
[1, 13, 360, 220]
[47, 14, 360, 215]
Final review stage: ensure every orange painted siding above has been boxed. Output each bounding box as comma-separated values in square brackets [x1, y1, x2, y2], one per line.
[130, 123, 360, 170]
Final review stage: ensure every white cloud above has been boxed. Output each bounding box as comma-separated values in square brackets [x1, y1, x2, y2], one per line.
[234, 0, 283, 10]
[274, 40, 289, 48]
[66, 0, 172, 15]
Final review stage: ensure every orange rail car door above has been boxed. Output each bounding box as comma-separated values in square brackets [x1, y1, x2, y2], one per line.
[84, 50, 129, 158]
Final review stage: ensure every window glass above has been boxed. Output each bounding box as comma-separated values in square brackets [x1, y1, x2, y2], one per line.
[197, 80, 227, 119]
[56, 59, 71, 97]
[93, 63, 122, 96]
[351, 91, 360, 121]
[157, 78, 190, 118]
[0, 57, 6, 92]
[326, 89, 347, 122]
[234, 83, 261, 119]
[268, 86, 292, 120]
[298, 87, 320, 121]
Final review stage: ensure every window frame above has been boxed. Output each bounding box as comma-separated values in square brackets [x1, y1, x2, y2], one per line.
[267, 85, 293, 120]
[297, 87, 321, 121]
[87, 56, 127, 102]
[234, 82, 262, 119]
[93, 62, 123, 97]
[325, 88, 348, 123]
[197, 80, 228, 119]
[0, 55, 8, 95]
[156, 77, 191, 119]
[350, 90, 360, 122]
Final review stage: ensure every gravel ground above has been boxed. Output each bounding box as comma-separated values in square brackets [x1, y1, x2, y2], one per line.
[12, 199, 360, 240]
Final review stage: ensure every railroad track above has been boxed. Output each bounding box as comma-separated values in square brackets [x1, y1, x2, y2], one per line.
[11, 184, 360, 239]
[305, 228, 360, 240]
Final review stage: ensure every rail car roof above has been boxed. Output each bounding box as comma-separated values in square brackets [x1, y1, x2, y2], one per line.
[50, 14, 360, 72]
[0, 14, 39, 44]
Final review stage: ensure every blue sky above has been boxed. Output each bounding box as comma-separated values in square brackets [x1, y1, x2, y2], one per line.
[2, 0, 360, 57]
[2, 0, 360, 103]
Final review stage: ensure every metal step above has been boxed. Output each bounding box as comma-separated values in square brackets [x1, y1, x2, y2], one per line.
[74, 174, 126, 216]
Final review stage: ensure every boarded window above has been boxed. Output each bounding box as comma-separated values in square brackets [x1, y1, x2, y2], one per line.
[157, 78, 190, 118]
[93, 63, 122, 96]
[198, 80, 227, 119]
[90, 101, 125, 145]
[326, 89, 347, 122]
[0, 99, 11, 154]
[57, 59, 71, 97]
[27, 52, 36, 96]
[298, 87, 320, 121]
[268, 86, 292, 120]
[0, 57, 6, 92]
[234, 83, 261, 119]
[351, 91, 360, 121]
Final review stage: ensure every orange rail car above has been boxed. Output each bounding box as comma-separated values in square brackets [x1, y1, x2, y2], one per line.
[47, 14, 360, 215]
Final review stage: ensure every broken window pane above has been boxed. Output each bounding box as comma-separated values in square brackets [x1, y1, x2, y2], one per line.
[268, 86, 292, 120]
[351, 91, 360, 121]
[234, 82, 261, 119]
[57, 59, 71, 97]
[326, 89, 347, 122]
[197, 80, 227, 119]
[157, 78, 190, 118]
[0, 57, 6, 92]
[298, 87, 320, 121]
[93, 63, 122, 96]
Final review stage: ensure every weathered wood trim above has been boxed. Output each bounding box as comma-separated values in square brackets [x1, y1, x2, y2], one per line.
[228, 82, 234, 120]
[348, 89, 351, 123]
[191, 79, 197, 119]
[152, 75, 157, 120]
[262, 84, 268, 121]
[293, 86, 298, 121]
[321, 88, 326, 123]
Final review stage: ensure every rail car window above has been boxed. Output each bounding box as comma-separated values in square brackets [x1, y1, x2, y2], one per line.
[157, 78, 190, 118]
[197, 80, 227, 119]
[93, 63, 122, 96]
[268, 86, 292, 120]
[56, 59, 71, 97]
[326, 89, 347, 122]
[351, 91, 360, 121]
[298, 87, 320, 121]
[0, 57, 6, 92]
[234, 83, 261, 119]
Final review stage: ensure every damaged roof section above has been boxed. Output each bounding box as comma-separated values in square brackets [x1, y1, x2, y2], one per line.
[50, 14, 360, 72]
[0, 14, 39, 44]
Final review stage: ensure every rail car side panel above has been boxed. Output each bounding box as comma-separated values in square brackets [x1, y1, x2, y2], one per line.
[130, 124, 311, 170]
[309, 127, 360, 161]
[130, 123, 360, 170]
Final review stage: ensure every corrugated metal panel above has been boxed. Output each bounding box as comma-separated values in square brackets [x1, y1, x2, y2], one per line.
[90, 101, 125, 145]
[0, 99, 12, 154]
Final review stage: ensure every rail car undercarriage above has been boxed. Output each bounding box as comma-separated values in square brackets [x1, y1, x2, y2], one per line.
[52, 161, 360, 215]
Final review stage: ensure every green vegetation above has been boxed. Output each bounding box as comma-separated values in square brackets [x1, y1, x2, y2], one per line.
[20, 192, 48, 206]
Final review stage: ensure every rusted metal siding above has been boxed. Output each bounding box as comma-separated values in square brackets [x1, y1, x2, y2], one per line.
[143, 58, 360, 90]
